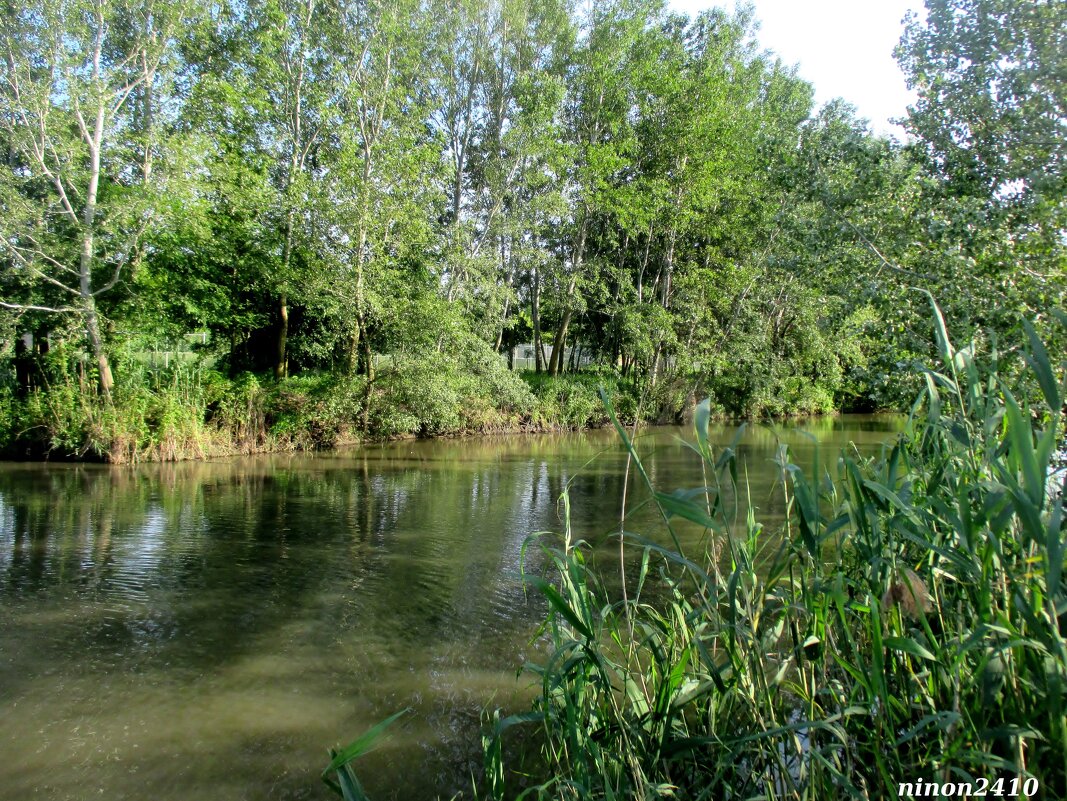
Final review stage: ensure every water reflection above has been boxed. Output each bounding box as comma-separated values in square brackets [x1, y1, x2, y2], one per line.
[0, 417, 900, 800]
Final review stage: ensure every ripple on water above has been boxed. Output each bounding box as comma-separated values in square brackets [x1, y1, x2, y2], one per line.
[0, 417, 902, 800]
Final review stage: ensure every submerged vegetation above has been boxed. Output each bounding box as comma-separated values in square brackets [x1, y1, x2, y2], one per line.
[327, 302, 1067, 798]
[2, 0, 1064, 460]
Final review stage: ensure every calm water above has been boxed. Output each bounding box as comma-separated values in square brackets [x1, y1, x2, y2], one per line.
[0, 416, 901, 800]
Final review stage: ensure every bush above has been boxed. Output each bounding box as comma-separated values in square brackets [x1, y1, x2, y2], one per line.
[371, 352, 462, 436]
[0, 338, 539, 457]
[525, 372, 643, 429]
[265, 373, 366, 448]
[366, 339, 536, 437]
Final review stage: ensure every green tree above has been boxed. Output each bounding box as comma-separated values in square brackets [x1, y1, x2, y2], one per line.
[321, 0, 440, 378]
[898, 0, 1066, 200]
[0, 0, 199, 394]
[544, 0, 666, 376]
[897, 0, 1066, 348]
[434, 0, 573, 354]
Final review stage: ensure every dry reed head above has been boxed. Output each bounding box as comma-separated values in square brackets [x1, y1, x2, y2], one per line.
[882, 567, 932, 619]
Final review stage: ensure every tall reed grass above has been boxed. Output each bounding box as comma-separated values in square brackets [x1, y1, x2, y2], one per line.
[479, 299, 1066, 799]
[327, 300, 1065, 799]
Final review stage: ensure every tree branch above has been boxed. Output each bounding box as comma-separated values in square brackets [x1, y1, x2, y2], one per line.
[93, 213, 153, 296]
[0, 300, 78, 314]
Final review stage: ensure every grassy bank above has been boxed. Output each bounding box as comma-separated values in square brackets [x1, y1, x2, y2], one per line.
[0, 351, 652, 463]
[326, 305, 1066, 799]
[0, 339, 867, 464]
[3, 334, 856, 463]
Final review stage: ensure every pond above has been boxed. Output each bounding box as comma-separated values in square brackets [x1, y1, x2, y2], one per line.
[0, 415, 901, 800]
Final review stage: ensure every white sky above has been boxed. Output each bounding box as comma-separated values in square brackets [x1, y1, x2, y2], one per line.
[668, 0, 924, 138]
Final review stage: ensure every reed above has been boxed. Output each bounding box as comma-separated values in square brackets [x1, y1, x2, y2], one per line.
[482, 298, 1066, 799]
[328, 300, 1065, 799]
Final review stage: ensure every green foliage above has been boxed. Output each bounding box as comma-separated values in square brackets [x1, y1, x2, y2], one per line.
[265, 373, 367, 448]
[0, 349, 222, 462]
[524, 371, 642, 429]
[897, 0, 1067, 200]
[367, 337, 537, 438]
[4, 0, 1065, 453]
[480, 307, 1067, 798]
[323, 710, 409, 801]
[681, 282, 854, 418]
[0, 340, 548, 458]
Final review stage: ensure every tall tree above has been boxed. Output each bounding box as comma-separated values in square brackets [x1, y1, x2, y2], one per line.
[545, 0, 664, 376]
[469, 0, 572, 352]
[897, 0, 1066, 200]
[897, 0, 1066, 351]
[248, 0, 342, 378]
[0, 0, 198, 394]
[175, 0, 344, 377]
[323, 0, 440, 377]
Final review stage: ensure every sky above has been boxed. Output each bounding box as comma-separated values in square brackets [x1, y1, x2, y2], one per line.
[668, 0, 924, 138]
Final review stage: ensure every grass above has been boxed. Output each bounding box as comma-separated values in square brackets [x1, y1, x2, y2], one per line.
[487, 300, 1066, 799]
[331, 300, 1066, 799]
[0, 352, 647, 462]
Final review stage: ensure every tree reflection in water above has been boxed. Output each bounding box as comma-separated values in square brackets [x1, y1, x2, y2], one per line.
[0, 417, 899, 800]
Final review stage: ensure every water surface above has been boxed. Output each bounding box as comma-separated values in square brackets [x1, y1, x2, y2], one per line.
[0, 416, 900, 799]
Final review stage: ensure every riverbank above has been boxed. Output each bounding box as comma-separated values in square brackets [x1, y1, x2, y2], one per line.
[0, 359, 856, 464]
[330, 311, 1067, 799]
[0, 364, 608, 463]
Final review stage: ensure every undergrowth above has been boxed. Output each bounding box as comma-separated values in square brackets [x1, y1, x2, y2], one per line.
[326, 300, 1066, 799]
[0, 349, 646, 462]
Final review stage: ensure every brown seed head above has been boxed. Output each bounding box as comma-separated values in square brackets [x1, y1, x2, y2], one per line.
[881, 567, 932, 620]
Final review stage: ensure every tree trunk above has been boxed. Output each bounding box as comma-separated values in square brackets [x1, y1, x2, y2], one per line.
[494, 234, 513, 351]
[275, 0, 312, 380]
[359, 320, 373, 434]
[569, 341, 582, 371]
[83, 297, 114, 395]
[547, 271, 580, 375]
[547, 305, 572, 376]
[361, 378, 372, 434]
[79, 211, 113, 395]
[637, 223, 652, 302]
[345, 327, 360, 376]
[275, 292, 288, 379]
[275, 197, 296, 379]
[79, 63, 113, 397]
[139, 57, 156, 184]
[548, 216, 587, 376]
[532, 265, 543, 373]
[361, 326, 374, 381]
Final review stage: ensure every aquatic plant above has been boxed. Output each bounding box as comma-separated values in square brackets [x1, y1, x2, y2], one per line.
[323, 710, 409, 801]
[481, 298, 1066, 798]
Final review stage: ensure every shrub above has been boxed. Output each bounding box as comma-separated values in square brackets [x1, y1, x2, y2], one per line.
[365, 339, 535, 438]
[525, 372, 643, 429]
